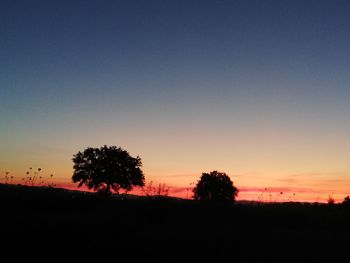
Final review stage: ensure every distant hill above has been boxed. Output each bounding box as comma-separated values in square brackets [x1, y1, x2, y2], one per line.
[0, 183, 186, 202]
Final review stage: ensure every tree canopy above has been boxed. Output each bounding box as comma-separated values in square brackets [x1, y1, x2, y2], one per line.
[193, 171, 238, 202]
[72, 145, 145, 196]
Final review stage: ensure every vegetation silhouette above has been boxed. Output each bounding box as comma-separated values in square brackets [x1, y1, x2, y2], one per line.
[327, 195, 335, 205]
[342, 196, 350, 205]
[2, 183, 350, 262]
[193, 171, 238, 202]
[141, 181, 170, 198]
[72, 145, 145, 196]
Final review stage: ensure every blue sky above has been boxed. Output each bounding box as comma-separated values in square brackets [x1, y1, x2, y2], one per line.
[1, 0, 350, 201]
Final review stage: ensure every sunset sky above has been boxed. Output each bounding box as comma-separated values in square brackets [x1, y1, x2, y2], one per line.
[1, 0, 350, 202]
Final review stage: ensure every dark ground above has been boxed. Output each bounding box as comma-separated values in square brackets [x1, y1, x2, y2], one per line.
[1, 184, 350, 262]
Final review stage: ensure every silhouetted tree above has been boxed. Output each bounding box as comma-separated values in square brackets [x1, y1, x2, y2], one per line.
[72, 145, 145, 196]
[193, 171, 238, 202]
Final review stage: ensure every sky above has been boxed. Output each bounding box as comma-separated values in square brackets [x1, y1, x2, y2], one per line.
[1, 0, 350, 202]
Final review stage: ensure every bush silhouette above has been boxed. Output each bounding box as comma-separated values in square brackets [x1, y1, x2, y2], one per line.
[193, 171, 238, 202]
[342, 196, 350, 205]
[72, 145, 145, 196]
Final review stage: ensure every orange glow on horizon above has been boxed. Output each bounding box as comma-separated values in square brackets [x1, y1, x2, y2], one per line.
[3, 164, 350, 204]
[6, 176, 348, 204]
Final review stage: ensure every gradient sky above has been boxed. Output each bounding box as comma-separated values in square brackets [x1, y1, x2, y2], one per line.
[1, 0, 350, 202]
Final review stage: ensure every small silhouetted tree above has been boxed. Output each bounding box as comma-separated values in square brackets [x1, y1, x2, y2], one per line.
[72, 145, 145, 196]
[193, 171, 238, 202]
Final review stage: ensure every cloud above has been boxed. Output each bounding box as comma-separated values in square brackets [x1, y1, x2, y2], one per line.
[278, 178, 298, 184]
[288, 172, 350, 178]
[277, 172, 350, 188]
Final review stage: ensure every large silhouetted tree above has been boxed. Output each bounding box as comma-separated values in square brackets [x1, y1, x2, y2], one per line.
[193, 171, 238, 202]
[72, 145, 145, 196]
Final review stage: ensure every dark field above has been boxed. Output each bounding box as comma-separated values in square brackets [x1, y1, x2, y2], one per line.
[1, 184, 350, 262]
